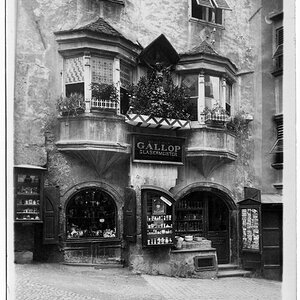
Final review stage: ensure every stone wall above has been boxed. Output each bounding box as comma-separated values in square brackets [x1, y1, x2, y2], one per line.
[14, 0, 280, 267]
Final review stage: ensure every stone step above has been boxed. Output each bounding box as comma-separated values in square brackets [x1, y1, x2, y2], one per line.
[62, 261, 124, 269]
[217, 269, 252, 278]
[218, 264, 239, 270]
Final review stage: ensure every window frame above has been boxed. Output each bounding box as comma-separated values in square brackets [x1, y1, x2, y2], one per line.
[180, 71, 233, 122]
[189, 0, 225, 27]
[62, 53, 136, 114]
[65, 188, 118, 240]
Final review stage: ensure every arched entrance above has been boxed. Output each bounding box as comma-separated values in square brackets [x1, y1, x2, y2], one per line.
[175, 187, 235, 264]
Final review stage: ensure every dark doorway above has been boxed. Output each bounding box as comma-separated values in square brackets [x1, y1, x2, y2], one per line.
[175, 191, 230, 264]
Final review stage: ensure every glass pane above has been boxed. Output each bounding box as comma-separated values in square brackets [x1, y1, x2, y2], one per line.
[204, 75, 220, 100]
[66, 188, 117, 239]
[91, 57, 114, 84]
[181, 74, 198, 97]
[120, 62, 132, 88]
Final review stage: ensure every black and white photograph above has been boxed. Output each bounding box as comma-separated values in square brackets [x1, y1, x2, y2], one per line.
[4, 0, 297, 299]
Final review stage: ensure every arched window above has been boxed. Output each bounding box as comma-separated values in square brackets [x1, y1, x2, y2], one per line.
[66, 188, 117, 239]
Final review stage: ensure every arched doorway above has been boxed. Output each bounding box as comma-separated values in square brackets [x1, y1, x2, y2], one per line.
[175, 190, 232, 264]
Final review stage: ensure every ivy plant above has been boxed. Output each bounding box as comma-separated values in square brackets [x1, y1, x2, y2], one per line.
[127, 69, 192, 120]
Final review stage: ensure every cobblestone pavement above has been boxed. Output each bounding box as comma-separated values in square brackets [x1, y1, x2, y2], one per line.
[10, 264, 282, 300]
[142, 274, 282, 300]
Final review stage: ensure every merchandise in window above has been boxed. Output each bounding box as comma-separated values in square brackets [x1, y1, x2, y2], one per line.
[66, 188, 117, 239]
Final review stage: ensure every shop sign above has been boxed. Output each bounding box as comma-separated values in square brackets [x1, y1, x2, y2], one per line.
[133, 134, 184, 164]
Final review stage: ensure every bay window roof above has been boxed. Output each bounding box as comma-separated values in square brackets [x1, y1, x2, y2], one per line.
[177, 40, 238, 82]
[54, 17, 142, 60]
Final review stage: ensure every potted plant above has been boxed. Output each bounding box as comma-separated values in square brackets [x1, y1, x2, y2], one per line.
[203, 104, 229, 127]
[91, 83, 119, 110]
[127, 69, 192, 120]
[56, 93, 85, 116]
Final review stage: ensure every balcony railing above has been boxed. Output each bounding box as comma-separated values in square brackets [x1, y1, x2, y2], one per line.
[90, 97, 118, 111]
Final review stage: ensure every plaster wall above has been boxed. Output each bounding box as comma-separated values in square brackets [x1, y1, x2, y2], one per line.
[15, 0, 264, 180]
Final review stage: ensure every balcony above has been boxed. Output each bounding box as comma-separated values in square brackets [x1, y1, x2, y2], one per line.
[56, 112, 130, 176]
[180, 125, 237, 177]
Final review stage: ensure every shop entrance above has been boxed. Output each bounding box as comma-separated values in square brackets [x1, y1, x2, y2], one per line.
[175, 191, 230, 264]
[63, 187, 122, 265]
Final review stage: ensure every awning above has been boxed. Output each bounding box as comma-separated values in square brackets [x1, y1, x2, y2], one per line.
[270, 138, 283, 154]
[261, 194, 282, 204]
[273, 44, 283, 58]
[211, 0, 231, 10]
[196, 0, 214, 9]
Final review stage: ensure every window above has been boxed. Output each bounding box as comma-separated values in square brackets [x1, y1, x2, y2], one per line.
[273, 27, 283, 71]
[181, 74, 198, 120]
[190, 0, 231, 25]
[181, 72, 232, 121]
[64, 57, 85, 97]
[66, 188, 117, 239]
[120, 61, 133, 115]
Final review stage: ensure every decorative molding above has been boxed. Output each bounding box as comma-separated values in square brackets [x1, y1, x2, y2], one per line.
[125, 114, 191, 130]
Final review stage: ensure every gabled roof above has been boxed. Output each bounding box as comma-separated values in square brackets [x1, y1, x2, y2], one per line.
[54, 17, 142, 49]
[181, 40, 220, 56]
[138, 34, 180, 67]
[75, 17, 123, 37]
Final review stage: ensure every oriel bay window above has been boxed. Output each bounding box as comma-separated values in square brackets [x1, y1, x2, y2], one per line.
[63, 53, 133, 114]
[181, 72, 232, 121]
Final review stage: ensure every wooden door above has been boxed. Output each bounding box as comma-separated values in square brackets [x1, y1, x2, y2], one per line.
[262, 204, 282, 280]
[43, 187, 59, 244]
[206, 195, 230, 264]
[175, 192, 230, 264]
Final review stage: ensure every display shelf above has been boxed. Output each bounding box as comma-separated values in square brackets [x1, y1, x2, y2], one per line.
[175, 198, 205, 236]
[14, 167, 44, 223]
[17, 193, 40, 196]
[142, 189, 175, 247]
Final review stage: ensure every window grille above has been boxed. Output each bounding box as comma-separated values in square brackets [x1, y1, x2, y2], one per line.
[65, 57, 84, 84]
[91, 57, 114, 84]
[120, 62, 132, 88]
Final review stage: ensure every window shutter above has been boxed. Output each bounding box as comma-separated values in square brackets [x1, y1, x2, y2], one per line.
[211, 0, 231, 10]
[43, 186, 59, 244]
[123, 187, 137, 242]
[196, 0, 214, 8]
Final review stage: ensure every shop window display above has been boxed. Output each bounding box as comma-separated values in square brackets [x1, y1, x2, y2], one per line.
[66, 188, 117, 239]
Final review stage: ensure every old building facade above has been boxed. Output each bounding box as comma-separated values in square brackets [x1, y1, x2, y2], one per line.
[14, 0, 283, 280]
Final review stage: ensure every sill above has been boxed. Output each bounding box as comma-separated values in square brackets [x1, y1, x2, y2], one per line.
[271, 68, 283, 77]
[102, 0, 124, 4]
[189, 17, 224, 29]
[273, 183, 283, 190]
[65, 238, 121, 244]
[271, 163, 283, 170]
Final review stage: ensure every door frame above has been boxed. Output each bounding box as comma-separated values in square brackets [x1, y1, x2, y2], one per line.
[174, 182, 237, 264]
